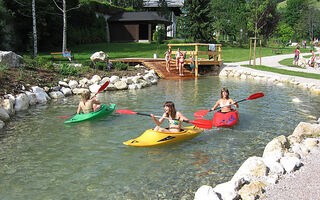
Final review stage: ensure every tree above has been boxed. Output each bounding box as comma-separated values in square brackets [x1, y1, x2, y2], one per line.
[276, 24, 294, 46]
[247, 0, 279, 65]
[185, 0, 213, 42]
[32, 0, 37, 57]
[257, 0, 279, 47]
[52, 0, 82, 51]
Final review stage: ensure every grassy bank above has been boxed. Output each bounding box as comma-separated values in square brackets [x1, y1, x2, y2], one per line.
[242, 65, 320, 80]
[37, 42, 311, 63]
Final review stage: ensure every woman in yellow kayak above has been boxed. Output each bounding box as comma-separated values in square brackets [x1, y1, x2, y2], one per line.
[150, 101, 188, 132]
[77, 90, 102, 114]
[211, 88, 239, 113]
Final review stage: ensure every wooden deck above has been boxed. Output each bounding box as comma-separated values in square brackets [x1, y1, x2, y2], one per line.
[109, 58, 222, 79]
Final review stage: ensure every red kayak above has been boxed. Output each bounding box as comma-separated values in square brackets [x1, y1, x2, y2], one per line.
[212, 109, 239, 127]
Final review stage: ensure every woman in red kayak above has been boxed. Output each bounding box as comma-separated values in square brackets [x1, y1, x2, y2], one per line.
[150, 101, 188, 132]
[76, 90, 102, 114]
[211, 88, 239, 112]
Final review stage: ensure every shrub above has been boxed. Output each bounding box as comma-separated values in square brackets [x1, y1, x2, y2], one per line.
[94, 61, 109, 71]
[58, 64, 80, 76]
[112, 61, 128, 71]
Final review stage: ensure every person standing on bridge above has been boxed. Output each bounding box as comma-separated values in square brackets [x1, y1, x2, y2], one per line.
[164, 48, 172, 72]
[175, 48, 181, 70]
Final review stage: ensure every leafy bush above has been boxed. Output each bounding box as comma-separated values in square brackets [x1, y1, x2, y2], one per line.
[58, 64, 80, 76]
[24, 56, 51, 69]
[112, 61, 128, 71]
[80, 65, 92, 74]
[94, 61, 109, 71]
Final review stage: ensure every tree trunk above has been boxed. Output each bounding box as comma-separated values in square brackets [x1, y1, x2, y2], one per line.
[62, 0, 67, 51]
[32, 0, 37, 57]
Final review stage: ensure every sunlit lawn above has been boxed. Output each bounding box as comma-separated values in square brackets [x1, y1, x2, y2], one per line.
[37, 42, 312, 63]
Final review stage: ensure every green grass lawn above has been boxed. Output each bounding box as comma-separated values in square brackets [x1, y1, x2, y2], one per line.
[242, 65, 320, 80]
[37, 42, 312, 63]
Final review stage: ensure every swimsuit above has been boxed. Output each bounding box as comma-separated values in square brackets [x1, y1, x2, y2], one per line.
[220, 100, 231, 107]
[169, 119, 180, 125]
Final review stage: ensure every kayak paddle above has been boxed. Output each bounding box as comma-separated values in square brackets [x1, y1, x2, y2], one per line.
[116, 109, 213, 129]
[194, 92, 264, 118]
[58, 81, 110, 119]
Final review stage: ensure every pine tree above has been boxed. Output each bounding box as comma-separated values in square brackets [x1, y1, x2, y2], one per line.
[185, 0, 213, 42]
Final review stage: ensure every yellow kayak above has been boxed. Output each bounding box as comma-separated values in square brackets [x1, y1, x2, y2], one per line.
[123, 126, 203, 147]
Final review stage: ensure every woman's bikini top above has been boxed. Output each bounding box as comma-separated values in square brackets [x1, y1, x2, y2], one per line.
[168, 119, 180, 126]
[220, 99, 231, 107]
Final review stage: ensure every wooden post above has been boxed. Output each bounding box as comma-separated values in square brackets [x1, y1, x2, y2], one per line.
[253, 38, 257, 66]
[195, 44, 199, 77]
[249, 39, 252, 65]
[218, 45, 221, 60]
[260, 39, 262, 65]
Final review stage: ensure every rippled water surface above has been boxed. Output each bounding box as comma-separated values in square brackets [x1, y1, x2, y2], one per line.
[1, 77, 320, 199]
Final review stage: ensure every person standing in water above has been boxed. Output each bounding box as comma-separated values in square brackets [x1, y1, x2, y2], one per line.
[150, 101, 188, 132]
[211, 88, 239, 113]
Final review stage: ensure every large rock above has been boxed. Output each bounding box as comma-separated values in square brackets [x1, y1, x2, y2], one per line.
[15, 93, 30, 111]
[263, 135, 290, 162]
[49, 91, 64, 99]
[89, 84, 101, 93]
[114, 81, 128, 90]
[110, 75, 120, 84]
[292, 122, 320, 138]
[25, 91, 37, 105]
[31, 86, 51, 104]
[279, 156, 302, 173]
[60, 87, 72, 96]
[68, 80, 78, 89]
[194, 185, 220, 200]
[90, 51, 108, 64]
[79, 78, 91, 88]
[0, 51, 23, 68]
[72, 88, 89, 95]
[91, 75, 101, 84]
[238, 181, 266, 200]
[1, 98, 15, 116]
[213, 180, 241, 200]
[0, 107, 10, 121]
[232, 156, 268, 183]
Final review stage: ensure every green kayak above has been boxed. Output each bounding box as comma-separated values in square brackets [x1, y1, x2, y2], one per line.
[64, 104, 116, 124]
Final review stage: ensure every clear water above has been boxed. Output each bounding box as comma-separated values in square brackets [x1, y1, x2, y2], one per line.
[0, 77, 320, 200]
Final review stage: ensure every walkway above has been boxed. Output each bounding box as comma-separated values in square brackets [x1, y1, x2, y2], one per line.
[227, 52, 320, 74]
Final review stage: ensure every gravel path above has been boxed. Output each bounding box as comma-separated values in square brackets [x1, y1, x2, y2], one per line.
[260, 145, 320, 200]
[226, 53, 320, 200]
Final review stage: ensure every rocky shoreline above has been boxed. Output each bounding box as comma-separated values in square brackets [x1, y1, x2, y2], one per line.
[0, 65, 159, 129]
[194, 64, 320, 200]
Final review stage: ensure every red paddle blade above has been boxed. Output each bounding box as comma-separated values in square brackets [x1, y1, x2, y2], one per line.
[97, 81, 109, 94]
[194, 110, 210, 118]
[246, 92, 264, 100]
[58, 113, 75, 119]
[115, 109, 138, 115]
[188, 119, 213, 129]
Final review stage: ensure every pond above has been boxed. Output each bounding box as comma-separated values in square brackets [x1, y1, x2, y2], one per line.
[0, 77, 319, 200]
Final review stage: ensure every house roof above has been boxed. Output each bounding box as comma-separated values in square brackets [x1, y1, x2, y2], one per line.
[109, 12, 171, 25]
[143, 0, 184, 8]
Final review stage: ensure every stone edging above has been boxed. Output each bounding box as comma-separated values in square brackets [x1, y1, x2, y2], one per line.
[219, 64, 320, 95]
[194, 122, 320, 200]
[0, 66, 159, 129]
[194, 65, 320, 200]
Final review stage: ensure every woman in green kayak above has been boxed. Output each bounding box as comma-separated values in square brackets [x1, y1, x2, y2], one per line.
[76, 90, 102, 114]
[150, 101, 188, 132]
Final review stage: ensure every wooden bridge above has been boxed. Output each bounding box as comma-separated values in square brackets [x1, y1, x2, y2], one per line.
[110, 43, 223, 79]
